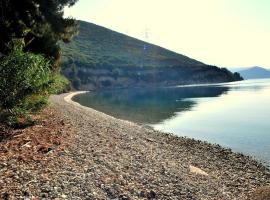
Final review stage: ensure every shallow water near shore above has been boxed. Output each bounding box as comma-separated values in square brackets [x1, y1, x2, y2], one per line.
[73, 79, 270, 167]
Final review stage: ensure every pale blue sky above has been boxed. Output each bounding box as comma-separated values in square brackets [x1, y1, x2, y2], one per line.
[65, 0, 270, 68]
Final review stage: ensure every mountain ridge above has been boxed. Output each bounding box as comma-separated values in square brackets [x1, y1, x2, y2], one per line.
[238, 66, 270, 79]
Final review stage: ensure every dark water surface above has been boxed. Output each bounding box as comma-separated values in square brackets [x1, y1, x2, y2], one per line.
[73, 79, 270, 166]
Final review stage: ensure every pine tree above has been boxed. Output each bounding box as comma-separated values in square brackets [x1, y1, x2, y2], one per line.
[0, 0, 78, 70]
[0, 0, 78, 125]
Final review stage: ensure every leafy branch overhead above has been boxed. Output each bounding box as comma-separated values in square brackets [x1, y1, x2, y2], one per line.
[0, 0, 78, 69]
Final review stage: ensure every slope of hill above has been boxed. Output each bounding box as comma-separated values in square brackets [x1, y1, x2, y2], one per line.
[61, 20, 242, 90]
[238, 67, 270, 79]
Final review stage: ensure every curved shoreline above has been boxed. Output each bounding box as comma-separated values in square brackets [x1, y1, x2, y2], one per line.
[64, 91, 142, 126]
[64, 91, 269, 167]
[49, 92, 270, 199]
[64, 90, 88, 106]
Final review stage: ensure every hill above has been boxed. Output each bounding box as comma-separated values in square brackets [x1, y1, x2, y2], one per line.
[228, 67, 249, 73]
[238, 67, 270, 79]
[61, 20, 242, 90]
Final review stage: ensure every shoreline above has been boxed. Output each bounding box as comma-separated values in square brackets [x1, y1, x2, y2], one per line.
[66, 91, 269, 168]
[1, 95, 269, 198]
[64, 91, 143, 127]
[49, 91, 270, 199]
[63, 91, 89, 104]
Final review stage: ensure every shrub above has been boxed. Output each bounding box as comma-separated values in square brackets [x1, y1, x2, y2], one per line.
[0, 43, 58, 125]
[48, 74, 70, 94]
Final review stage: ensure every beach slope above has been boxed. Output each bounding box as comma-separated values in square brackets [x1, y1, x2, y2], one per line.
[49, 92, 269, 199]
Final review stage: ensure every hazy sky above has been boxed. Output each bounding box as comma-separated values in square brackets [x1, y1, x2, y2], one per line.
[65, 0, 270, 68]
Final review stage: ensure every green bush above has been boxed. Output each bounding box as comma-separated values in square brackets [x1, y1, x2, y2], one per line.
[0, 44, 59, 126]
[48, 74, 70, 94]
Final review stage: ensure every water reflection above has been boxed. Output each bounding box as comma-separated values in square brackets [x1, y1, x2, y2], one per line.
[154, 79, 270, 166]
[73, 86, 229, 124]
[73, 79, 270, 166]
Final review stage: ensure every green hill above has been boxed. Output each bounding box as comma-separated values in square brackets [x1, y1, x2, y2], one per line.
[61, 20, 242, 90]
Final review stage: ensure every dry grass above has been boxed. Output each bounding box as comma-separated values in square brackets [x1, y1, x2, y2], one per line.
[0, 106, 73, 163]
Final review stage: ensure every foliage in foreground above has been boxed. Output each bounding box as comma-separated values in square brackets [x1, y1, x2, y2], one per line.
[0, 0, 78, 69]
[0, 42, 68, 126]
[0, 0, 78, 126]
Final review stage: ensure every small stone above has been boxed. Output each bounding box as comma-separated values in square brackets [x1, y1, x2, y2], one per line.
[139, 191, 146, 197]
[189, 165, 208, 176]
[187, 192, 193, 198]
[2, 192, 9, 200]
[41, 185, 51, 193]
[58, 151, 65, 156]
[40, 193, 49, 198]
[23, 191, 30, 197]
[147, 190, 156, 199]
[119, 194, 130, 200]
[22, 142, 31, 148]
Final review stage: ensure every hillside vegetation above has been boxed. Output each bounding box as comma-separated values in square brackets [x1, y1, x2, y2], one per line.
[61, 20, 242, 89]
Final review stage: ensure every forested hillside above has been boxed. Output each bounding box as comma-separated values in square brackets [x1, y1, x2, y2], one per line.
[61, 21, 242, 90]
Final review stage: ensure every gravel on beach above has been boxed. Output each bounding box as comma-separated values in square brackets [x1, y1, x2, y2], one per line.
[1, 92, 269, 200]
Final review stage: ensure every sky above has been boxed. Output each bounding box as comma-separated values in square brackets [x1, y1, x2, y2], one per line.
[64, 0, 270, 68]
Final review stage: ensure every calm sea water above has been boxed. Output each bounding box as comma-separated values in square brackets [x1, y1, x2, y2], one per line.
[73, 79, 270, 166]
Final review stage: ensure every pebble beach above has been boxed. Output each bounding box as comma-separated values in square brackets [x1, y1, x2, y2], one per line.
[1, 92, 269, 199]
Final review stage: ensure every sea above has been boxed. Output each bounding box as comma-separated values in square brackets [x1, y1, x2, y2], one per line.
[73, 79, 270, 167]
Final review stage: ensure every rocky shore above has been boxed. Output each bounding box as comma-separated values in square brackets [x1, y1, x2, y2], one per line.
[1, 92, 269, 199]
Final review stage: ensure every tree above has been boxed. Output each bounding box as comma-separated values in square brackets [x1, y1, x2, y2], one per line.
[0, 0, 78, 125]
[0, 0, 78, 69]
